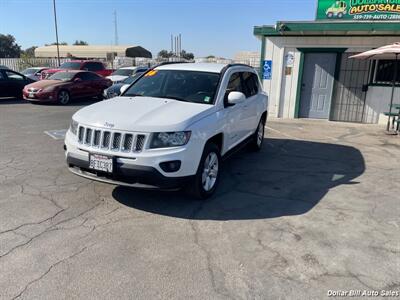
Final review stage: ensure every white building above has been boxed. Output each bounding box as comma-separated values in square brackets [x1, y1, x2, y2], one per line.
[35, 45, 152, 60]
[254, 6, 400, 124]
[234, 51, 260, 68]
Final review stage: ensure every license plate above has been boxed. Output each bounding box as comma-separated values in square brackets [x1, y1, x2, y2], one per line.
[89, 154, 113, 173]
[28, 92, 35, 98]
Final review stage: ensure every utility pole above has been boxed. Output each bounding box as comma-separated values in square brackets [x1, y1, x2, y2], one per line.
[52, 0, 61, 67]
[179, 33, 182, 57]
[114, 10, 119, 46]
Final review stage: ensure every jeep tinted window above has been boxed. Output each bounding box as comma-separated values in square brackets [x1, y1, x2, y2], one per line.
[226, 72, 243, 94]
[242, 72, 259, 98]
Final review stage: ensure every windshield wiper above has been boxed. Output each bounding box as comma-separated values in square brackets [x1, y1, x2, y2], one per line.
[126, 93, 144, 97]
[164, 96, 188, 102]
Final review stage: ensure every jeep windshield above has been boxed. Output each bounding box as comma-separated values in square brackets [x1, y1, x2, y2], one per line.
[124, 70, 220, 104]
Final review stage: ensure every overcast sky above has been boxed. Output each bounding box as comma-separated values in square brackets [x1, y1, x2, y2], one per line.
[1, 0, 316, 58]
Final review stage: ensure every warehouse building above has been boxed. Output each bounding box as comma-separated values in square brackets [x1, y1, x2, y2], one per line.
[254, 0, 400, 124]
[35, 45, 152, 60]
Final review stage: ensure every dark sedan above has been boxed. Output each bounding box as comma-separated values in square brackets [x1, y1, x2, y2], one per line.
[0, 69, 35, 99]
[103, 71, 145, 99]
[23, 71, 112, 105]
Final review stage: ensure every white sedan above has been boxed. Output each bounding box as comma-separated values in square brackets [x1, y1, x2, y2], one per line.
[106, 66, 148, 83]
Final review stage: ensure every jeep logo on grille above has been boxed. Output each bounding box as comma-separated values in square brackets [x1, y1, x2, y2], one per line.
[104, 122, 115, 128]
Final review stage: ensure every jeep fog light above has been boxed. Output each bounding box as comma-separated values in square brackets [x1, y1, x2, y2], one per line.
[160, 160, 181, 173]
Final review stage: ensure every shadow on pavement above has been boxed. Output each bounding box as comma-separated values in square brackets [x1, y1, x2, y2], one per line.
[113, 138, 365, 220]
[0, 98, 27, 105]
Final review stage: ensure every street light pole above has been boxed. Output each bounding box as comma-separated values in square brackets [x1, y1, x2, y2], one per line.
[53, 0, 61, 67]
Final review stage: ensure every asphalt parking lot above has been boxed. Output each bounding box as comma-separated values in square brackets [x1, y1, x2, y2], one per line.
[0, 98, 399, 300]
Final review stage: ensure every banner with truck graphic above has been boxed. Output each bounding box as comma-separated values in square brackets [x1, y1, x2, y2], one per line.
[316, 0, 400, 20]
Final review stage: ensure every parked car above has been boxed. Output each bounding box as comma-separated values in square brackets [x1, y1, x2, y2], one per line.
[41, 61, 113, 79]
[0, 68, 35, 99]
[0, 65, 9, 69]
[103, 71, 145, 99]
[21, 67, 49, 81]
[23, 71, 112, 105]
[106, 66, 148, 83]
[65, 63, 268, 198]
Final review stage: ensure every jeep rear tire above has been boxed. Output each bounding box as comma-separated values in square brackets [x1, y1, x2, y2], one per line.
[249, 118, 265, 151]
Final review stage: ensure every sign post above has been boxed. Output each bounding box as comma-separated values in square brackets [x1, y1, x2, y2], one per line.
[263, 60, 272, 80]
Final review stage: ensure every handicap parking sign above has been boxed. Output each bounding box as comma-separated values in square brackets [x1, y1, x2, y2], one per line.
[263, 60, 272, 80]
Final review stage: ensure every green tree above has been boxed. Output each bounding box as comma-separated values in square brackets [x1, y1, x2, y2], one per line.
[158, 49, 194, 60]
[0, 34, 21, 58]
[181, 50, 194, 60]
[22, 46, 37, 57]
[73, 40, 88, 45]
[158, 50, 173, 58]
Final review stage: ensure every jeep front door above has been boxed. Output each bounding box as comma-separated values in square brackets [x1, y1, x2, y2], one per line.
[241, 72, 261, 136]
[224, 72, 246, 149]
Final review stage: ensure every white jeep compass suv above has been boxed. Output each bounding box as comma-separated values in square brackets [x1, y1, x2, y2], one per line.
[65, 63, 268, 198]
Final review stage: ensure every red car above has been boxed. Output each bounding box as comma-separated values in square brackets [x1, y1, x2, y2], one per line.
[41, 60, 113, 79]
[23, 71, 112, 105]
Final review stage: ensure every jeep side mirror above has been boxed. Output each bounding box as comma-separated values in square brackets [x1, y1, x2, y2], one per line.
[227, 91, 246, 106]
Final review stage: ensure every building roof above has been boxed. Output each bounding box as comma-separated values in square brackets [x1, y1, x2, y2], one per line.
[35, 45, 152, 58]
[254, 21, 400, 37]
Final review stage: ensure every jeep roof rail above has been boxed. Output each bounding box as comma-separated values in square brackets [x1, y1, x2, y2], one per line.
[153, 61, 188, 68]
[226, 63, 253, 69]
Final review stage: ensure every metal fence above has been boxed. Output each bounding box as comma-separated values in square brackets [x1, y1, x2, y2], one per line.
[0, 58, 71, 72]
[330, 53, 371, 123]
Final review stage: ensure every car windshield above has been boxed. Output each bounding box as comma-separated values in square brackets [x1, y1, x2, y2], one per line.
[22, 68, 38, 75]
[111, 69, 135, 76]
[124, 70, 220, 104]
[49, 72, 75, 81]
[122, 72, 143, 84]
[59, 62, 82, 70]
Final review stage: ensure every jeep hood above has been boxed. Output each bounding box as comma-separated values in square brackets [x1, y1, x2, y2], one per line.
[73, 96, 215, 132]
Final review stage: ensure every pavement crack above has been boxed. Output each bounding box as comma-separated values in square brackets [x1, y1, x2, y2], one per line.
[11, 245, 90, 300]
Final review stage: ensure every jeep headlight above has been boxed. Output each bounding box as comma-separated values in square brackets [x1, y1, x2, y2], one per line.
[69, 119, 78, 135]
[150, 131, 191, 149]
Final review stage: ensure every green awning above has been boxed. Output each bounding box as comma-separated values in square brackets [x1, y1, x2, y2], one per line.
[254, 21, 400, 36]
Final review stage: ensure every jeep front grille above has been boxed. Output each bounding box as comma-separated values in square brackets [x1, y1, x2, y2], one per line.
[77, 126, 147, 153]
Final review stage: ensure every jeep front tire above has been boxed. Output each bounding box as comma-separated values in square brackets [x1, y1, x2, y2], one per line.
[190, 143, 221, 199]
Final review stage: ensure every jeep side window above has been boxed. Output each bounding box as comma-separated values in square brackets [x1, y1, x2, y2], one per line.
[225, 72, 243, 95]
[241, 72, 259, 98]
